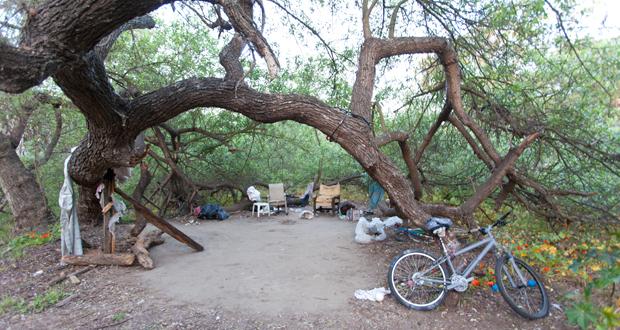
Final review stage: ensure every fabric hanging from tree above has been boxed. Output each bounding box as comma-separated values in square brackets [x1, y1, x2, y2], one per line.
[58, 148, 83, 256]
[368, 179, 385, 210]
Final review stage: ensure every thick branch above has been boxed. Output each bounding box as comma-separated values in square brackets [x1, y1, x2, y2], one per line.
[414, 101, 451, 164]
[1, 0, 171, 93]
[94, 15, 156, 60]
[219, 0, 280, 77]
[35, 104, 62, 167]
[459, 132, 540, 214]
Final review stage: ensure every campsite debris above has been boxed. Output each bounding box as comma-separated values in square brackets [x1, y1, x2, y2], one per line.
[194, 204, 230, 220]
[32, 270, 44, 277]
[299, 210, 314, 219]
[354, 217, 402, 244]
[354, 287, 390, 302]
[383, 216, 403, 227]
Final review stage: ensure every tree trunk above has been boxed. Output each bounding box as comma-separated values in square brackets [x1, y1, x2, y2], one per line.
[0, 138, 53, 232]
[77, 185, 102, 225]
[130, 163, 152, 236]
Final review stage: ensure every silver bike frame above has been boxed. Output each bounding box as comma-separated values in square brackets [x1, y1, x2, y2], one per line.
[417, 225, 528, 289]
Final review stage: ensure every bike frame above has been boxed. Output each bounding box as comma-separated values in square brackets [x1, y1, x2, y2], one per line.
[416, 225, 528, 289]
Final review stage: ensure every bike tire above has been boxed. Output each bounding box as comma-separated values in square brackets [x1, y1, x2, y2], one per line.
[495, 255, 550, 319]
[387, 249, 448, 311]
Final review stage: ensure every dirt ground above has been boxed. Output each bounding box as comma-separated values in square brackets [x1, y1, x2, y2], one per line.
[1, 211, 573, 329]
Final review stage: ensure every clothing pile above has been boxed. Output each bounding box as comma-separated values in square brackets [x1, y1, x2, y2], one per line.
[193, 204, 230, 220]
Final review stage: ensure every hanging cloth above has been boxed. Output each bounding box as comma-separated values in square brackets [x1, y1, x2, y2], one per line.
[58, 148, 83, 257]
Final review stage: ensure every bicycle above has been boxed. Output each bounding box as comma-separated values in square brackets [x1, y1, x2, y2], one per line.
[387, 211, 549, 319]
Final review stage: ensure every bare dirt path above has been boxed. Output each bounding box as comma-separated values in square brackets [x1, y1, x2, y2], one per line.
[138, 214, 381, 315]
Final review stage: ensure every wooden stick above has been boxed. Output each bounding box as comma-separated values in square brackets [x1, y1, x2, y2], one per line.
[47, 265, 97, 287]
[61, 253, 135, 266]
[115, 188, 204, 252]
[101, 175, 115, 254]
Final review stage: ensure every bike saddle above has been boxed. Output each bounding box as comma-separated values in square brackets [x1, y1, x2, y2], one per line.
[425, 217, 453, 232]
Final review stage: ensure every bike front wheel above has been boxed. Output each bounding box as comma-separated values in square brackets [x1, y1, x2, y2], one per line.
[387, 249, 448, 310]
[495, 255, 549, 319]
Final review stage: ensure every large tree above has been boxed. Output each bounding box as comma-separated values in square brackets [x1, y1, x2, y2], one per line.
[0, 0, 612, 227]
[0, 93, 60, 231]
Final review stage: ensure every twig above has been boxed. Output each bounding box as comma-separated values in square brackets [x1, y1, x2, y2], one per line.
[96, 317, 132, 329]
[544, 0, 612, 99]
[47, 265, 97, 287]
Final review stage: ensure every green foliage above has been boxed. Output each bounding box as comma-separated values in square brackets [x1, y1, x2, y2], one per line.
[0, 286, 68, 316]
[1, 222, 60, 259]
[565, 235, 620, 330]
[0, 296, 28, 316]
[0, 213, 13, 247]
[112, 311, 127, 322]
[30, 287, 68, 313]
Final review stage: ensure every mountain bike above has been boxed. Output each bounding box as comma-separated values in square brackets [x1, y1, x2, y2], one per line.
[387, 212, 549, 319]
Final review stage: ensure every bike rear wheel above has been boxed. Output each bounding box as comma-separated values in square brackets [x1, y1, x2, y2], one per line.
[387, 249, 447, 310]
[495, 255, 549, 319]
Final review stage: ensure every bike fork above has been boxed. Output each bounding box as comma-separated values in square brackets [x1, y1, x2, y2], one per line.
[504, 254, 529, 288]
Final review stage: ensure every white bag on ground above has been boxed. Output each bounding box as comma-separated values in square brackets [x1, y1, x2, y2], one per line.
[354, 287, 391, 302]
[383, 216, 403, 227]
[355, 216, 403, 244]
[354, 217, 373, 244]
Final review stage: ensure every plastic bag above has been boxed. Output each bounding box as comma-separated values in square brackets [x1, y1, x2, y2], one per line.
[354, 287, 391, 302]
[247, 186, 261, 202]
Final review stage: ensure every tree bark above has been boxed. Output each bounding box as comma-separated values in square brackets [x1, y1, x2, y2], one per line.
[130, 163, 152, 236]
[0, 137, 54, 231]
[131, 230, 164, 269]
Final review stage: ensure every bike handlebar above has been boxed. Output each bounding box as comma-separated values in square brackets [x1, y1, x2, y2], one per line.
[469, 210, 513, 235]
[493, 210, 513, 228]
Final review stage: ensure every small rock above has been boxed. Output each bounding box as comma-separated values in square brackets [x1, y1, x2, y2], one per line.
[69, 275, 80, 284]
[33, 270, 44, 277]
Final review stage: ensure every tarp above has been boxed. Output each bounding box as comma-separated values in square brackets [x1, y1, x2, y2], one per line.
[368, 180, 384, 210]
[58, 148, 83, 257]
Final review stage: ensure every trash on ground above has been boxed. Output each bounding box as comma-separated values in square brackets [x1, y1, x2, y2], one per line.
[354, 216, 401, 243]
[354, 287, 390, 301]
[194, 204, 230, 220]
[299, 210, 314, 219]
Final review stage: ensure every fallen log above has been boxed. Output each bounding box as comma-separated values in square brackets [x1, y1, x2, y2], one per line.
[61, 253, 135, 266]
[131, 230, 165, 269]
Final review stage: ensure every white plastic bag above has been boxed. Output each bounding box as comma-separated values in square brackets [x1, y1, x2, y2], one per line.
[246, 186, 261, 202]
[354, 217, 373, 244]
[383, 216, 403, 227]
[354, 287, 391, 302]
